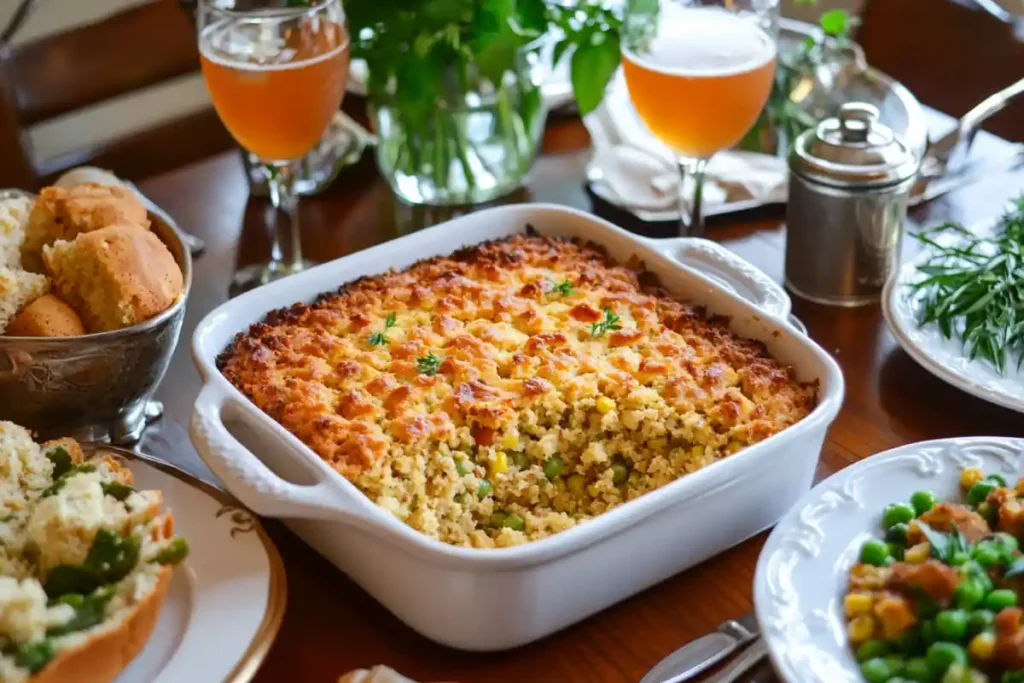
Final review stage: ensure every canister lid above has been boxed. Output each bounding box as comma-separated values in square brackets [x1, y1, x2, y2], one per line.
[790, 102, 920, 187]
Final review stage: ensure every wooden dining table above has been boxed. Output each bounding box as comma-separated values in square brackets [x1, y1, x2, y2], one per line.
[135, 103, 1024, 683]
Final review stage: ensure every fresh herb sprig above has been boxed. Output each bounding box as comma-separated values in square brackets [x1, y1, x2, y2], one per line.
[548, 278, 575, 297]
[368, 313, 397, 347]
[417, 352, 443, 376]
[909, 197, 1024, 374]
[589, 308, 622, 338]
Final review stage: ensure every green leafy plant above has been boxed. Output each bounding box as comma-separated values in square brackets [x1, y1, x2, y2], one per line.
[417, 352, 443, 376]
[589, 308, 622, 338]
[548, 278, 575, 297]
[909, 196, 1024, 375]
[368, 312, 397, 347]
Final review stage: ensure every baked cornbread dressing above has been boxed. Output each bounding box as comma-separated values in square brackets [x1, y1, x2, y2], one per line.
[219, 236, 817, 548]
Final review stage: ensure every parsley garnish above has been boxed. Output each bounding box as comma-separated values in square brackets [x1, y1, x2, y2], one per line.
[417, 353, 442, 376]
[916, 522, 972, 563]
[589, 308, 622, 338]
[368, 312, 397, 347]
[548, 278, 575, 298]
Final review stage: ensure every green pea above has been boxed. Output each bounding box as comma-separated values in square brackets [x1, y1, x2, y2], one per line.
[992, 532, 1019, 554]
[967, 481, 997, 506]
[935, 609, 969, 642]
[489, 511, 508, 528]
[902, 657, 931, 682]
[861, 657, 897, 683]
[886, 523, 910, 545]
[857, 639, 892, 662]
[949, 551, 970, 566]
[972, 542, 1002, 568]
[502, 514, 525, 531]
[984, 588, 1018, 611]
[939, 663, 973, 683]
[151, 537, 189, 565]
[911, 490, 938, 516]
[884, 654, 906, 675]
[926, 642, 967, 675]
[967, 609, 994, 635]
[954, 579, 986, 609]
[476, 480, 492, 499]
[889, 542, 906, 561]
[861, 539, 891, 566]
[543, 455, 564, 480]
[567, 474, 586, 497]
[986, 474, 1008, 487]
[610, 460, 629, 485]
[455, 458, 474, 476]
[884, 503, 917, 529]
[512, 452, 530, 469]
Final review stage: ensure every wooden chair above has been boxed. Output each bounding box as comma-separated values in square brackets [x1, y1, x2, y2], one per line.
[0, 0, 236, 189]
[856, 0, 1024, 142]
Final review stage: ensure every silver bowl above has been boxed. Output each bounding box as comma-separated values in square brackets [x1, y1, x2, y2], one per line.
[0, 192, 192, 444]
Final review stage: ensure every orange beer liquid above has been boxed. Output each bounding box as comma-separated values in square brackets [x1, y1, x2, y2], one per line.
[622, 7, 776, 159]
[200, 19, 350, 162]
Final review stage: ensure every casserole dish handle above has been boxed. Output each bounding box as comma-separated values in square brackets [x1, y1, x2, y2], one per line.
[190, 383, 373, 523]
[650, 237, 792, 320]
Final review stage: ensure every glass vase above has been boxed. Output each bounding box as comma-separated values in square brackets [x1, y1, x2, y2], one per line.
[370, 46, 549, 206]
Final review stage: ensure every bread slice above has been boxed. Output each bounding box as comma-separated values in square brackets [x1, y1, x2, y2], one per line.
[42, 223, 183, 333]
[0, 422, 188, 683]
[21, 184, 150, 273]
[0, 268, 49, 334]
[0, 196, 33, 270]
[5, 295, 85, 338]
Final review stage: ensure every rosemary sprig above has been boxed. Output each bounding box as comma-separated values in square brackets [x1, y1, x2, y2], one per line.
[417, 352, 442, 376]
[589, 308, 622, 339]
[909, 196, 1024, 374]
[548, 278, 575, 298]
[368, 312, 397, 347]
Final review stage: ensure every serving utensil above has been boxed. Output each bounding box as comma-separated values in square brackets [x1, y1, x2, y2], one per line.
[639, 613, 760, 683]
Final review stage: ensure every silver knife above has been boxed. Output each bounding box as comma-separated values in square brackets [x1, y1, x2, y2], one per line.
[639, 613, 760, 683]
[909, 144, 1024, 208]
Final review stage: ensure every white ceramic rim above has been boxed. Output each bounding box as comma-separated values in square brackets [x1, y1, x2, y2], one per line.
[882, 214, 1024, 415]
[191, 202, 845, 569]
[754, 436, 1024, 683]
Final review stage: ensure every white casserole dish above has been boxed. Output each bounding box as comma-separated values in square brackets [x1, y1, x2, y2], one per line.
[189, 204, 845, 651]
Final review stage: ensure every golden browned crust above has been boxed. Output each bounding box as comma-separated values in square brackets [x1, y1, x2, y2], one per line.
[5, 294, 86, 337]
[21, 184, 150, 272]
[219, 235, 817, 545]
[31, 567, 172, 683]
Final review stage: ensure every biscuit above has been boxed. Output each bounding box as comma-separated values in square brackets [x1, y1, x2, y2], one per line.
[6, 294, 86, 337]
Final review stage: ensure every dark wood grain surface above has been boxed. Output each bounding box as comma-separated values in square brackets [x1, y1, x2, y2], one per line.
[135, 109, 1024, 683]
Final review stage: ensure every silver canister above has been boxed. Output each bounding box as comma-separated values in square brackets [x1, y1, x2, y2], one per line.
[785, 102, 920, 306]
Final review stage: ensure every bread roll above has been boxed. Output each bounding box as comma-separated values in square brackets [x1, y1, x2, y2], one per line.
[21, 184, 150, 272]
[5, 294, 86, 337]
[42, 223, 183, 333]
[0, 195, 32, 269]
[0, 267, 49, 334]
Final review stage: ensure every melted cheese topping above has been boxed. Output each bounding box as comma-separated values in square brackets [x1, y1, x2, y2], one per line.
[220, 236, 817, 547]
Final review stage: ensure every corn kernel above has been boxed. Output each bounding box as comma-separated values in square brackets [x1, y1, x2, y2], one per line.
[595, 396, 615, 414]
[847, 615, 876, 644]
[567, 474, 586, 497]
[961, 467, 984, 490]
[969, 631, 996, 661]
[554, 477, 567, 493]
[905, 542, 931, 564]
[587, 483, 602, 497]
[490, 452, 508, 477]
[843, 593, 874, 618]
[501, 432, 520, 451]
[649, 437, 668, 451]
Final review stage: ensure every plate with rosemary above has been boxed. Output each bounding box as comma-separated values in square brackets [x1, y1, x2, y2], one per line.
[883, 197, 1024, 414]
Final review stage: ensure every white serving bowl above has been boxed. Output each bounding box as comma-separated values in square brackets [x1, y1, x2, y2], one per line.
[754, 437, 1024, 682]
[191, 203, 845, 651]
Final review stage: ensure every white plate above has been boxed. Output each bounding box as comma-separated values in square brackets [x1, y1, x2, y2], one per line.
[882, 216, 1024, 414]
[82, 445, 286, 683]
[754, 437, 1024, 683]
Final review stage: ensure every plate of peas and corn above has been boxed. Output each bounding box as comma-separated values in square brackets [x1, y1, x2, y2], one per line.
[754, 437, 1024, 683]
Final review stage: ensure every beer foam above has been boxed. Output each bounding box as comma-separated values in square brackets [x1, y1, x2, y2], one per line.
[622, 6, 775, 78]
[200, 19, 348, 72]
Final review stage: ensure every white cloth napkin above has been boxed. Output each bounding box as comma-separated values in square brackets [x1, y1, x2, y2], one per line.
[583, 72, 789, 215]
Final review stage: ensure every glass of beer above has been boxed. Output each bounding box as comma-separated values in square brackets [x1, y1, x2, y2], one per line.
[622, 0, 778, 236]
[197, 0, 350, 293]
